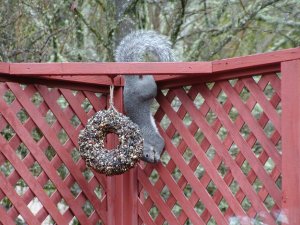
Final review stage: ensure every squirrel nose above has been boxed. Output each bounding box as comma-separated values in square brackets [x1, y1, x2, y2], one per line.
[153, 157, 160, 163]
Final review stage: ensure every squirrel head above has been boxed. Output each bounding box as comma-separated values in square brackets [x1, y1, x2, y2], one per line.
[142, 134, 165, 163]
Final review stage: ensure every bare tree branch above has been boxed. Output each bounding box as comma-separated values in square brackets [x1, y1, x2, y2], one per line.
[171, 0, 188, 45]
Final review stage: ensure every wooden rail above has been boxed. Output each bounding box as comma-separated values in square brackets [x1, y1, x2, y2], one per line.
[0, 47, 299, 89]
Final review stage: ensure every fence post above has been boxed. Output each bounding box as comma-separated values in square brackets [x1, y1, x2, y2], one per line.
[106, 86, 138, 225]
[281, 60, 300, 225]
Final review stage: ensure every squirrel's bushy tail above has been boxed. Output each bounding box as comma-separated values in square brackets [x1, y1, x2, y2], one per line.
[115, 30, 175, 62]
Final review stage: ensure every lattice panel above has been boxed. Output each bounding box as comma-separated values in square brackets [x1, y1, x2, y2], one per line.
[0, 82, 108, 225]
[138, 73, 282, 225]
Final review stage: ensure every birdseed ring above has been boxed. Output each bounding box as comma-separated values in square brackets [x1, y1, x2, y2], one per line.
[78, 108, 143, 176]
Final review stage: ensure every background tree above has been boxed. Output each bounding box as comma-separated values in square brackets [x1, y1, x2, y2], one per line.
[0, 0, 299, 63]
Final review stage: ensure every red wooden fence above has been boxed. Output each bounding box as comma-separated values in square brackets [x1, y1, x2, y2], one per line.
[0, 47, 300, 225]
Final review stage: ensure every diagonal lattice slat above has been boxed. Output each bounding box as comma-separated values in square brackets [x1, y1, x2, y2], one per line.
[0, 82, 107, 225]
[138, 73, 282, 225]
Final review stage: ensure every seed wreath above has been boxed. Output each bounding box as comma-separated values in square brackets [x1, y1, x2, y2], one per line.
[78, 107, 143, 176]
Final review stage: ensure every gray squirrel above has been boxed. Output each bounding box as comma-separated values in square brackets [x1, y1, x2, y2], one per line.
[115, 30, 175, 163]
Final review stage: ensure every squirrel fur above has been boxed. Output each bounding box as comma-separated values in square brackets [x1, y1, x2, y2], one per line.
[115, 30, 175, 163]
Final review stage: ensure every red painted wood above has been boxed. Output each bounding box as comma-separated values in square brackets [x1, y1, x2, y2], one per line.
[11, 84, 107, 223]
[9, 62, 211, 75]
[121, 169, 139, 225]
[44, 75, 113, 86]
[106, 89, 120, 225]
[0, 172, 40, 225]
[242, 78, 281, 133]
[138, 168, 181, 225]
[0, 91, 91, 224]
[157, 92, 236, 224]
[156, 163, 206, 225]
[196, 78, 280, 220]
[213, 47, 300, 73]
[152, 84, 258, 222]
[282, 59, 300, 225]
[61, 89, 108, 190]
[220, 82, 282, 169]
[106, 86, 139, 225]
[0, 137, 69, 224]
[1, 62, 281, 91]
[266, 73, 281, 98]
[156, 64, 280, 89]
[0, 75, 109, 93]
[137, 200, 157, 225]
[211, 76, 280, 218]
[221, 77, 281, 217]
[145, 87, 205, 224]
[169, 89, 276, 224]
[106, 176, 116, 225]
[1, 83, 108, 224]
[197, 84, 281, 204]
[0, 62, 9, 74]
[0, 47, 296, 77]
[0, 205, 15, 225]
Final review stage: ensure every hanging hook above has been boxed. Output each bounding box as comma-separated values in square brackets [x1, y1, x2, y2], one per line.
[109, 84, 117, 111]
[109, 85, 114, 106]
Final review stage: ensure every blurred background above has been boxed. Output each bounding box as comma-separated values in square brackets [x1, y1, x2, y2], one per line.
[0, 0, 300, 63]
